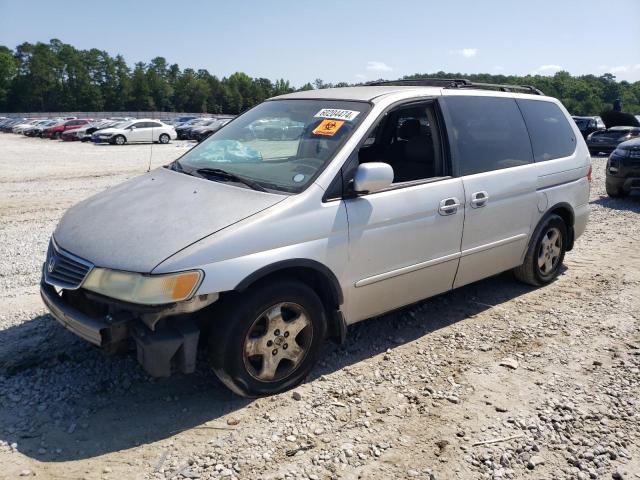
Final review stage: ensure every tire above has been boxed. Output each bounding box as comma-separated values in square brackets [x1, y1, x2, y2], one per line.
[112, 135, 126, 146]
[606, 182, 627, 198]
[52, 132, 61, 140]
[514, 214, 567, 287]
[209, 280, 327, 397]
[158, 133, 170, 144]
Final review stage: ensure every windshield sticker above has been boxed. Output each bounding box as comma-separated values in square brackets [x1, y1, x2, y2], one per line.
[293, 173, 305, 183]
[314, 109, 360, 121]
[312, 119, 345, 137]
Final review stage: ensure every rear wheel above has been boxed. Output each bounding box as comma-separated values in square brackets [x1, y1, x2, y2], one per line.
[159, 133, 170, 144]
[112, 135, 126, 146]
[514, 214, 567, 287]
[209, 280, 326, 397]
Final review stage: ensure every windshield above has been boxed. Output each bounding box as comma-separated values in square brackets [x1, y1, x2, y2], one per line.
[174, 99, 370, 193]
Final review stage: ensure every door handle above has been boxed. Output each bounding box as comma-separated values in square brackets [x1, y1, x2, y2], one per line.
[438, 197, 461, 216]
[470, 191, 489, 208]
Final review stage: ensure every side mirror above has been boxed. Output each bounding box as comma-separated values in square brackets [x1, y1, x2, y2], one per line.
[128, 125, 136, 130]
[353, 162, 394, 194]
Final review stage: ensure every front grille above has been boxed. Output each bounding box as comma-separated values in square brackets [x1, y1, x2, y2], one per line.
[44, 240, 94, 290]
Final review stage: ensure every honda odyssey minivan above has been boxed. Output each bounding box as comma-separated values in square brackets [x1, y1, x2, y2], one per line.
[41, 79, 590, 397]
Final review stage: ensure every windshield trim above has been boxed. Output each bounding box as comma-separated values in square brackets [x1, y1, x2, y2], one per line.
[169, 98, 373, 195]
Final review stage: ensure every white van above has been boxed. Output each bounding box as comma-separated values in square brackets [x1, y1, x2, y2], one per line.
[41, 79, 590, 397]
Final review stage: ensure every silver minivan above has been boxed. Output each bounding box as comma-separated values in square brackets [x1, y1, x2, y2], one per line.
[41, 80, 591, 397]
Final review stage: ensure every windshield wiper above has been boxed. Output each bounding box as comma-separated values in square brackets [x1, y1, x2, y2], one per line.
[194, 167, 267, 192]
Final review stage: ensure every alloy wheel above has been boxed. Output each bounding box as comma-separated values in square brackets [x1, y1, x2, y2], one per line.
[242, 302, 313, 382]
[538, 227, 562, 275]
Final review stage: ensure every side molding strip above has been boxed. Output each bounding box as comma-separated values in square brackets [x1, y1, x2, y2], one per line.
[354, 233, 528, 288]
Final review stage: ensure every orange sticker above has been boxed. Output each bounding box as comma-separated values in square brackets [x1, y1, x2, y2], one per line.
[312, 119, 345, 137]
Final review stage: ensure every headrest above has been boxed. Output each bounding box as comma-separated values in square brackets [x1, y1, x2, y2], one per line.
[398, 118, 421, 140]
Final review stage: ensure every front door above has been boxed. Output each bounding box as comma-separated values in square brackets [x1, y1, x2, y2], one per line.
[342, 100, 465, 323]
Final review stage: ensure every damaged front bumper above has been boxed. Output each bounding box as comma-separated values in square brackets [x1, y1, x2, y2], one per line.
[40, 278, 218, 377]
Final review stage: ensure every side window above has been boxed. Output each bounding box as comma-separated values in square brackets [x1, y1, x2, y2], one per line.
[149, 122, 163, 128]
[517, 99, 576, 162]
[443, 96, 533, 176]
[357, 102, 444, 184]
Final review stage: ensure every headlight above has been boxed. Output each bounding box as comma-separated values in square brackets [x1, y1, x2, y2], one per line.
[82, 268, 203, 305]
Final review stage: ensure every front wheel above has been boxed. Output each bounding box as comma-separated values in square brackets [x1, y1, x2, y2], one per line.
[158, 133, 170, 144]
[112, 135, 126, 146]
[209, 280, 326, 397]
[514, 214, 567, 287]
[606, 181, 627, 198]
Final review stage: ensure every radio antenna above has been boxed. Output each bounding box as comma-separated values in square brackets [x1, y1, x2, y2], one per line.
[147, 123, 153, 172]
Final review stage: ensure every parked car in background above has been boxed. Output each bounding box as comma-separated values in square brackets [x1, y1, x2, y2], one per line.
[72, 120, 127, 142]
[587, 126, 640, 154]
[12, 118, 47, 134]
[1, 118, 27, 132]
[91, 119, 176, 145]
[605, 138, 640, 197]
[587, 111, 640, 155]
[169, 115, 198, 125]
[24, 119, 59, 137]
[192, 118, 234, 142]
[175, 118, 212, 140]
[572, 116, 605, 139]
[185, 118, 220, 139]
[43, 119, 92, 139]
[41, 81, 590, 397]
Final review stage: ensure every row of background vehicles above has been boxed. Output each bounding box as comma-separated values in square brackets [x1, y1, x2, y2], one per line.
[572, 112, 640, 155]
[572, 112, 640, 198]
[0, 115, 235, 145]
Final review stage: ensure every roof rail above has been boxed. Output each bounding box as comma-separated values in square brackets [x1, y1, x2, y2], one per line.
[366, 78, 544, 96]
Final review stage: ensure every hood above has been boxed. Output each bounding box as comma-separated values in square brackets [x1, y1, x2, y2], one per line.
[54, 167, 286, 272]
[618, 138, 640, 150]
[600, 111, 640, 129]
[96, 127, 119, 135]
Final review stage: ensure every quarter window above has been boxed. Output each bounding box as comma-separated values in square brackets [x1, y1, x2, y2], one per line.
[517, 99, 576, 161]
[443, 96, 533, 176]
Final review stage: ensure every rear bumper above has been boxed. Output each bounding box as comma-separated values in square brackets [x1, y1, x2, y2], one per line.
[573, 202, 589, 241]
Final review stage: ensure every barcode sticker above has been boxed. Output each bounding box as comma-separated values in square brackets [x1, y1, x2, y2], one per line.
[314, 109, 360, 121]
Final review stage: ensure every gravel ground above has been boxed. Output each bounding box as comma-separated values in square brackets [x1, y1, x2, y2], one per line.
[0, 133, 638, 480]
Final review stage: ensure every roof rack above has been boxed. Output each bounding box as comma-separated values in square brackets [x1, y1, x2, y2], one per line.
[366, 78, 544, 96]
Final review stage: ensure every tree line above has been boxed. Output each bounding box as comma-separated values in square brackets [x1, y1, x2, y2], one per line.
[0, 39, 638, 115]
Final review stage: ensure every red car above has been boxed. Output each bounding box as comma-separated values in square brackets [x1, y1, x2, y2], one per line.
[43, 119, 92, 139]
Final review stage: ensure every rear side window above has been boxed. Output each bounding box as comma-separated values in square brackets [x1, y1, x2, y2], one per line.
[517, 99, 576, 161]
[443, 96, 533, 176]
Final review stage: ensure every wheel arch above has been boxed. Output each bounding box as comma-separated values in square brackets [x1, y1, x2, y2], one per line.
[541, 202, 575, 251]
[233, 259, 346, 343]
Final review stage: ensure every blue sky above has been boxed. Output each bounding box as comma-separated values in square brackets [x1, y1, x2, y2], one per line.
[1, 0, 639, 85]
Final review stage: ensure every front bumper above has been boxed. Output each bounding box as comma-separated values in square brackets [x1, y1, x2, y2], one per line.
[40, 275, 217, 377]
[41, 280, 112, 346]
[606, 175, 640, 192]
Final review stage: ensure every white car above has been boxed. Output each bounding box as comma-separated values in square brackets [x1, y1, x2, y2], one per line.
[12, 119, 48, 134]
[93, 119, 177, 145]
